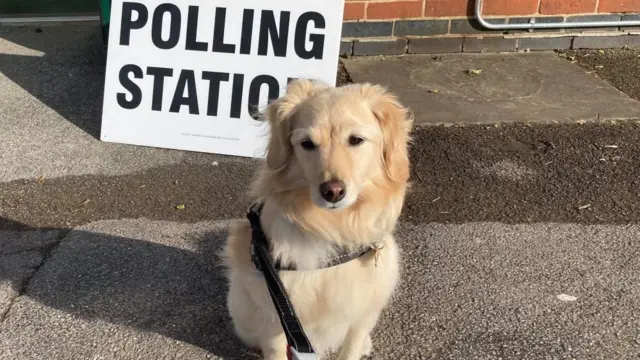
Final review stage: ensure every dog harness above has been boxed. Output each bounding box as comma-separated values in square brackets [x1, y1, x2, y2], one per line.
[246, 202, 378, 360]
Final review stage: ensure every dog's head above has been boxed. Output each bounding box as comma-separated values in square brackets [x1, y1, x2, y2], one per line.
[259, 79, 413, 211]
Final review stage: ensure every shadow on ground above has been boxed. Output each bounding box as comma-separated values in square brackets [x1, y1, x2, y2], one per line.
[0, 217, 257, 359]
[0, 23, 107, 139]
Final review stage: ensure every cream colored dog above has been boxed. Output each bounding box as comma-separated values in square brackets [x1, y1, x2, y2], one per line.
[222, 79, 413, 360]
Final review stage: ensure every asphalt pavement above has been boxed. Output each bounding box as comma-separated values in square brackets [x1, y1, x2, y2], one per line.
[1, 23, 640, 360]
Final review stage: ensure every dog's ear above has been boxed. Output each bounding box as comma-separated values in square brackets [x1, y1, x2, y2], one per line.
[361, 84, 413, 183]
[264, 79, 328, 171]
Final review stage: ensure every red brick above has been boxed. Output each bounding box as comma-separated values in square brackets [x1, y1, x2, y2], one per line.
[598, 0, 640, 13]
[367, 1, 423, 19]
[483, 0, 539, 15]
[540, 0, 597, 14]
[344, 2, 366, 20]
[424, 0, 472, 17]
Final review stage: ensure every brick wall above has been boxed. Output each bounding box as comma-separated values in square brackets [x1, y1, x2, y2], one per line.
[340, 0, 640, 55]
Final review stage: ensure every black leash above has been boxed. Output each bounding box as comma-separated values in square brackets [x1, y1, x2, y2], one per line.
[247, 203, 317, 360]
[247, 202, 377, 360]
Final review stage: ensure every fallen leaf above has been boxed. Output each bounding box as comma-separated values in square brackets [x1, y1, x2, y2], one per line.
[428, 89, 440, 93]
[466, 69, 483, 75]
[603, 145, 619, 149]
[176, 204, 186, 210]
[77, 199, 90, 208]
[557, 294, 577, 302]
[577, 204, 591, 210]
[37, 175, 45, 185]
[598, 50, 605, 54]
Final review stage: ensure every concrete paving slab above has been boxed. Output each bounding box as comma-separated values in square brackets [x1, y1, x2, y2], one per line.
[385, 222, 640, 359]
[0, 251, 42, 320]
[1, 219, 639, 359]
[1, 296, 217, 360]
[345, 53, 640, 125]
[0, 24, 243, 183]
[0, 219, 242, 360]
[0, 229, 55, 319]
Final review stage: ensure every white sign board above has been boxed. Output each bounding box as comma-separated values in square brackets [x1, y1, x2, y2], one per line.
[101, 0, 344, 157]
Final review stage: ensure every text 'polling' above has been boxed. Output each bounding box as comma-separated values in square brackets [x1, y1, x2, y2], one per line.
[115, 2, 327, 119]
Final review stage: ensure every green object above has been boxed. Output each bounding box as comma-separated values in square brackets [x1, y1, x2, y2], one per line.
[98, 0, 111, 45]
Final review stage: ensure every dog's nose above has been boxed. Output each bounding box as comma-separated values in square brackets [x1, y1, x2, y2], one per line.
[319, 181, 346, 203]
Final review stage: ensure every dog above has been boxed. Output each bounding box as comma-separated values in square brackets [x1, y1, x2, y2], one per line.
[222, 78, 413, 360]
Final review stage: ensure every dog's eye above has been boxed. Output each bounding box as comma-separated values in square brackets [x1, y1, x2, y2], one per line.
[300, 139, 316, 151]
[348, 136, 364, 146]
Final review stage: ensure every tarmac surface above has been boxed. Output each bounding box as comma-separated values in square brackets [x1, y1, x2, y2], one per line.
[1, 23, 640, 360]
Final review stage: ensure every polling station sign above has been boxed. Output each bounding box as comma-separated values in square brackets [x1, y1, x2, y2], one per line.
[100, 0, 344, 157]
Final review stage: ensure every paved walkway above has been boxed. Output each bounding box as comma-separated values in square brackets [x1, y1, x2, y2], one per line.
[1, 23, 640, 359]
[345, 52, 640, 125]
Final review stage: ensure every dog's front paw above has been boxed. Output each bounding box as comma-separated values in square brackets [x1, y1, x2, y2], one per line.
[361, 336, 373, 357]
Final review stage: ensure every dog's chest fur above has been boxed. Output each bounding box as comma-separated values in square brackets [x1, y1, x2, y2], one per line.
[256, 213, 401, 353]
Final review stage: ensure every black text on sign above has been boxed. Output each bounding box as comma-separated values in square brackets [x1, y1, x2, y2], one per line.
[115, 1, 327, 119]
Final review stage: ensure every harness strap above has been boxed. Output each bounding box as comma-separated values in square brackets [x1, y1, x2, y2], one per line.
[247, 203, 316, 357]
[274, 244, 373, 270]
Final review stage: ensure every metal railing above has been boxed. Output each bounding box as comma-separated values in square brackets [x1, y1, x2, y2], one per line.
[475, 0, 640, 30]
